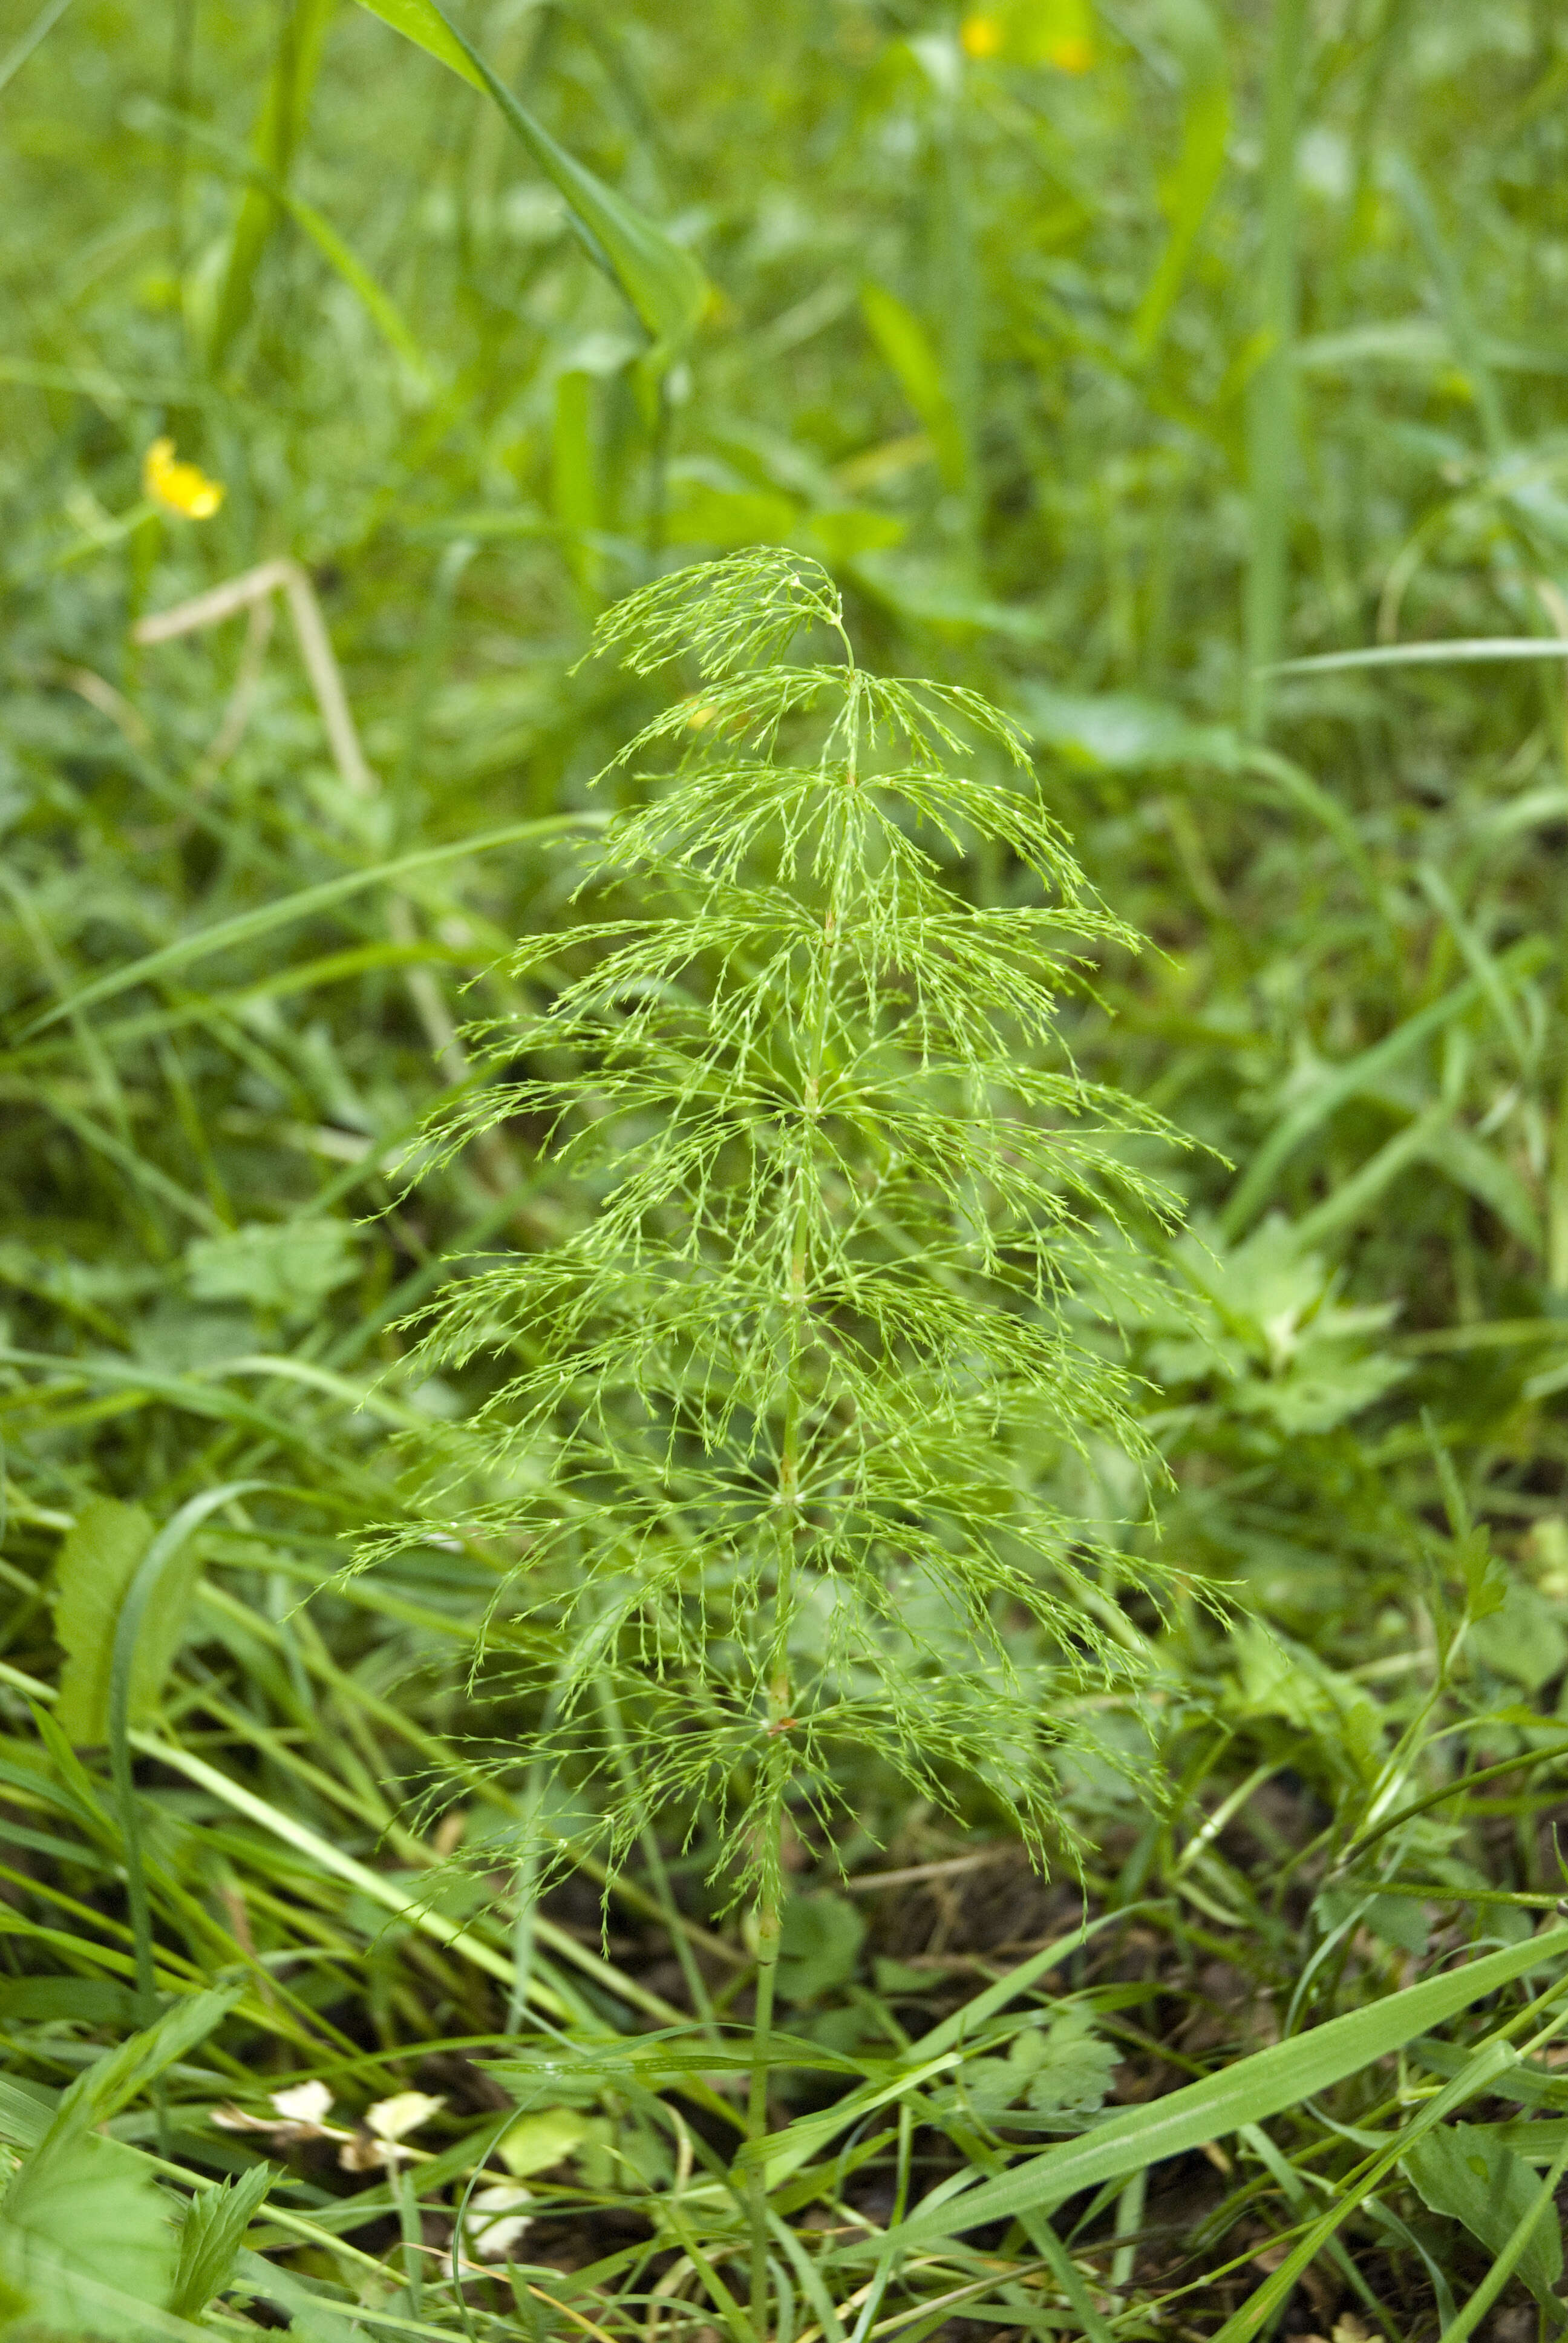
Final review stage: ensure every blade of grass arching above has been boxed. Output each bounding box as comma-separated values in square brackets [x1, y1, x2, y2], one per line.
[0, 0, 74, 99]
[1218, 937, 1551, 1239]
[750, 1910, 1152, 2191]
[104, 1480, 265, 2160]
[1243, 746, 1383, 910]
[256, 183, 430, 384]
[354, 0, 708, 375]
[0, 1348, 401, 1504]
[589, 1656, 719, 2034]
[1418, 862, 1531, 1070]
[1236, 2124, 1404, 2330]
[18, 813, 596, 1037]
[131, 1731, 690, 2029]
[1131, 0, 1229, 363]
[0, 863, 136, 1146]
[20, 1090, 221, 1234]
[209, 0, 336, 369]
[128, 1729, 573, 2017]
[1207, 2035, 1534, 2343]
[1273, 638, 1568, 675]
[1243, 0, 1309, 736]
[1338, 1739, 1568, 1869]
[127, 99, 431, 388]
[1285, 1100, 1450, 1254]
[877, 1925, 1568, 2250]
[1384, 151, 1509, 462]
[202, 1564, 746, 1976]
[19, 936, 483, 1071]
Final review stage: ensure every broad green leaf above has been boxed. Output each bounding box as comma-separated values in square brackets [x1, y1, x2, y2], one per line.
[664, 467, 801, 552]
[53, 1500, 162, 1745]
[883, 1924, 1568, 2250]
[1020, 684, 1245, 772]
[860, 283, 967, 493]
[1469, 1579, 1568, 1691]
[0, 2129, 177, 2336]
[351, 0, 481, 87]
[169, 2164, 272, 2320]
[1133, 0, 1229, 358]
[186, 1219, 358, 1317]
[353, 0, 708, 371]
[851, 549, 1051, 639]
[497, 2108, 592, 2178]
[777, 1893, 866, 2004]
[0, 1997, 235, 2335]
[1404, 2122, 1565, 2319]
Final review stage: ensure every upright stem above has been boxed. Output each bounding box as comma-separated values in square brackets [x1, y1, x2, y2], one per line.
[746, 666, 857, 2336]
[1244, 0, 1308, 737]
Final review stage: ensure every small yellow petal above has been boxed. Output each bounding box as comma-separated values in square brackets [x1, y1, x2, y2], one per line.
[143, 437, 225, 520]
[961, 15, 1004, 57]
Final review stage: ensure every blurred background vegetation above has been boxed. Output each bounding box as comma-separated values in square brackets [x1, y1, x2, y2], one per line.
[8, 0, 1568, 2333]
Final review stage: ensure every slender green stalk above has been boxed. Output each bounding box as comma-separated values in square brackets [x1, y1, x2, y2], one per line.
[1244, 0, 1309, 735]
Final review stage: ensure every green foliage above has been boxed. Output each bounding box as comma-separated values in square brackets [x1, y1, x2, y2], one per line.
[383, 549, 1187, 1906]
[0, 1996, 237, 2339]
[0, 2131, 176, 2340]
[775, 1892, 866, 2004]
[8, 0, 1568, 2335]
[1404, 2123, 1566, 2322]
[169, 2164, 272, 2322]
[185, 1219, 359, 1318]
[52, 1498, 194, 1745]
[934, 2002, 1119, 2132]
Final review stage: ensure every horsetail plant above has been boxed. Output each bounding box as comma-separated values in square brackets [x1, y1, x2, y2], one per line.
[370, 549, 1187, 2318]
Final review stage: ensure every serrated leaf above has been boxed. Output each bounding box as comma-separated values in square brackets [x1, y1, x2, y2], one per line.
[170, 2164, 272, 2320]
[50, 1991, 239, 2138]
[0, 2129, 176, 2337]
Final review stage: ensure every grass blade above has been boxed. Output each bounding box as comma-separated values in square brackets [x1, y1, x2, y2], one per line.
[16, 814, 595, 1037]
[1243, 0, 1308, 734]
[880, 1926, 1568, 2249]
[1273, 638, 1568, 674]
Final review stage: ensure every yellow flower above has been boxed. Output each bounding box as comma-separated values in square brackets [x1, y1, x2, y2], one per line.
[142, 436, 224, 520]
[961, 14, 1004, 57]
[1046, 31, 1094, 70]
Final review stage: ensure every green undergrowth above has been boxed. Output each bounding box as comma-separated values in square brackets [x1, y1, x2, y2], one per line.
[7, 0, 1568, 2337]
